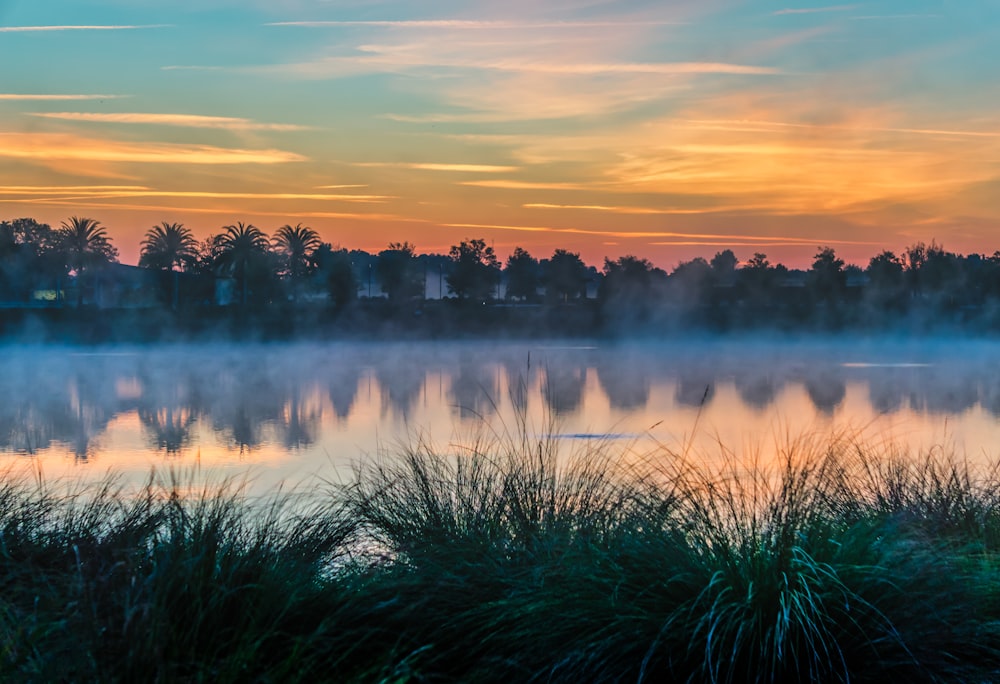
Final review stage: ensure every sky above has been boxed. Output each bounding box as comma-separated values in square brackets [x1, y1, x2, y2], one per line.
[1, 0, 998, 269]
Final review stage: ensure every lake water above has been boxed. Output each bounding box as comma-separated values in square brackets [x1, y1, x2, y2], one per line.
[3, 338, 1000, 493]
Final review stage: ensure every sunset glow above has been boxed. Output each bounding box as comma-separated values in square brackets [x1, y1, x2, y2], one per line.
[2, 1, 997, 267]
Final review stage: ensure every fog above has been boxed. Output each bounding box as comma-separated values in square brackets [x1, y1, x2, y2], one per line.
[3, 337, 1000, 492]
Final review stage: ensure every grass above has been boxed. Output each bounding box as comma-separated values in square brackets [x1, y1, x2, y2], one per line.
[3, 430, 1000, 682]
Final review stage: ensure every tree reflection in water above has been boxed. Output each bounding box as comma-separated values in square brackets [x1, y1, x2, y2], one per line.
[3, 342, 1000, 465]
[139, 406, 196, 454]
[542, 363, 586, 415]
[804, 370, 847, 415]
[376, 359, 425, 421]
[449, 353, 499, 421]
[734, 371, 780, 411]
[328, 366, 360, 421]
[675, 374, 715, 408]
[277, 392, 323, 450]
[595, 359, 650, 411]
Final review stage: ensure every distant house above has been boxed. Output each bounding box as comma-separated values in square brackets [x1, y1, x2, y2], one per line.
[92, 264, 161, 308]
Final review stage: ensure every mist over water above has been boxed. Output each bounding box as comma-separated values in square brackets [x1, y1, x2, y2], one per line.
[3, 338, 1000, 493]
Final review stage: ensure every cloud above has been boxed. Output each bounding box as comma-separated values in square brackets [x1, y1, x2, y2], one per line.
[0, 94, 128, 101]
[445, 222, 878, 244]
[279, 52, 780, 77]
[0, 25, 170, 32]
[29, 112, 311, 131]
[0, 185, 148, 194]
[269, 28, 774, 125]
[680, 118, 1000, 139]
[461, 180, 600, 190]
[523, 202, 764, 215]
[355, 162, 518, 173]
[773, 5, 858, 15]
[849, 15, 941, 20]
[0, 133, 306, 164]
[0, 199, 424, 223]
[267, 20, 686, 29]
[0, 186, 387, 203]
[381, 113, 514, 123]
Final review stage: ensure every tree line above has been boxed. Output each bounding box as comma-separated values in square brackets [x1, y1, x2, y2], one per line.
[3, 215, 1000, 329]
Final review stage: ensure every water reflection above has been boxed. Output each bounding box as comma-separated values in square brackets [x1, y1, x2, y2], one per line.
[328, 367, 360, 420]
[542, 363, 586, 415]
[595, 359, 650, 410]
[804, 370, 847, 415]
[734, 371, 780, 411]
[376, 357, 425, 420]
[138, 406, 196, 454]
[3, 341, 1000, 468]
[450, 353, 500, 420]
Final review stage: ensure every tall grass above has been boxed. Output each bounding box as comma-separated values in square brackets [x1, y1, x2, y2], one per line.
[3, 430, 1000, 682]
[0, 470, 359, 682]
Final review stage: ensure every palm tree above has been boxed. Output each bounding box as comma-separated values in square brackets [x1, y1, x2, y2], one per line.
[216, 222, 269, 305]
[58, 217, 118, 307]
[272, 223, 321, 302]
[139, 222, 197, 308]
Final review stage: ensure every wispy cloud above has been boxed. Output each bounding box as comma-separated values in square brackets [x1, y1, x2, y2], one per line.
[355, 162, 518, 173]
[9, 189, 389, 203]
[270, 31, 775, 125]
[507, 62, 780, 75]
[681, 118, 1000, 139]
[849, 15, 941, 20]
[283, 53, 780, 77]
[0, 185, 148, 194]
[0, 94, 127, 101]
[523, 202, 763, 215]
[267, 20, 686, 29]
[773, 5, 859, 16]
[0, 133, 306, 164]
[381, 113, 512, 124]
[0, 198, 423, 223]
[0, 25, 170, 32]
[29, 112, 311, 131]
[461, 180, 600, 190]
[445, 222, 878, 244]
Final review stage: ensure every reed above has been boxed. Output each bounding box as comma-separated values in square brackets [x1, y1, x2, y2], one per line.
[2, 430, 1000, 682]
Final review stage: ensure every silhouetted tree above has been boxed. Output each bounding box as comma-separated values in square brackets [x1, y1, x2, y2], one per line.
[865, 250, 905, 314]
[808, 246, 846, 303]
[670, 257, 713, 308]
[139, 222, 197, 308]
[447, 238, 500, 301]
[216, 222, 270, 306]
[0, 218, 59, 302]
[921, 242, 962, 307]
[57, 217, 118, 307]
[504, 246, 539, 302]
[313, 243, 357, 308]
[376, 242, 422, 302]
[903, 242, 928, 298]
[740, 252, 775, 291]
[544, 249, 589, 302]
[710, 249, 738, 286]
[600, 255, 665, 304]
[273, 223, 321, 302]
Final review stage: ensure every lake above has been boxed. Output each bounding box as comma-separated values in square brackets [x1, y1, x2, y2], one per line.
[3, 338, 1000, 493]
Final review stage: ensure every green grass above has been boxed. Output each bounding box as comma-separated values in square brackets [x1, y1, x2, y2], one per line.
[3, 432, 1000, 682]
